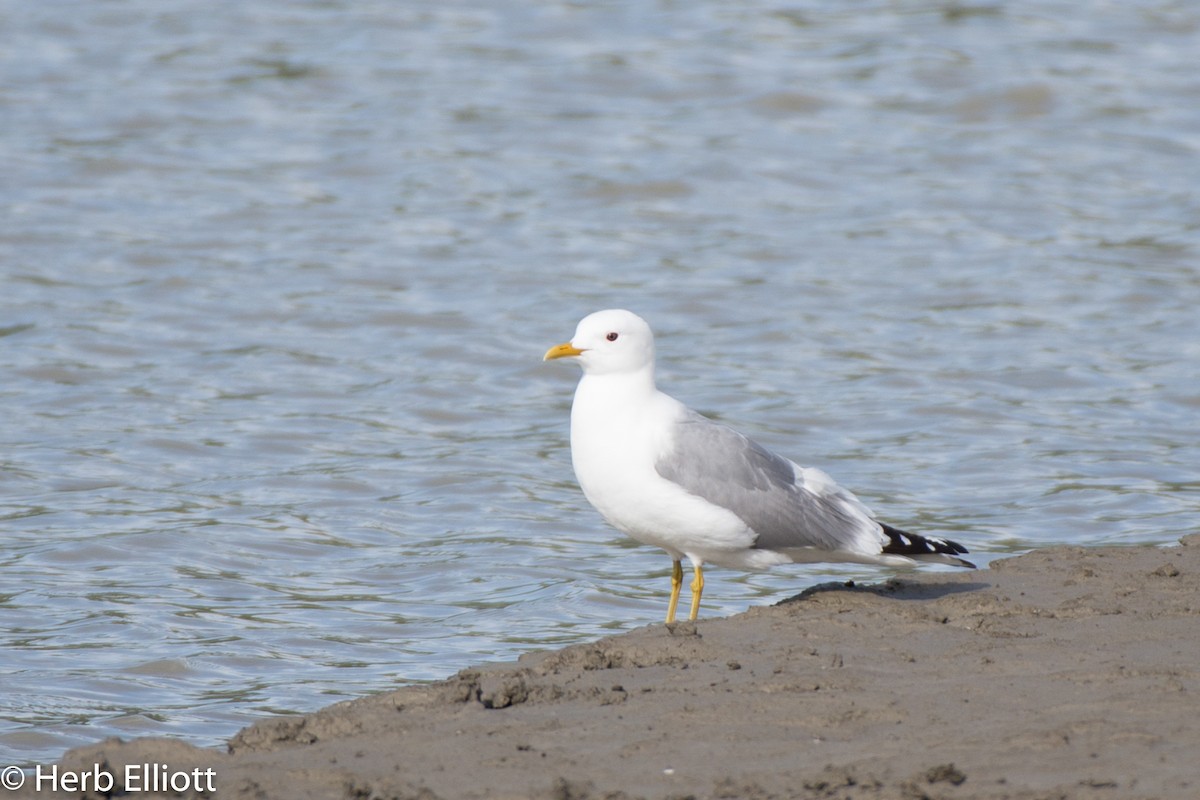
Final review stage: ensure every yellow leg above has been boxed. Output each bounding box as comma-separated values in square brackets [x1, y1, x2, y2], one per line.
[688, 564, 704, 621]
[665, 560, 683, 623]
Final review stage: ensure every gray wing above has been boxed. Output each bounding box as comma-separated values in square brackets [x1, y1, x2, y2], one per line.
[655, 410, 879, 553]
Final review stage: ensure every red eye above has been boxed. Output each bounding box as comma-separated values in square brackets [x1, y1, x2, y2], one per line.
[606, 332, 619, 342]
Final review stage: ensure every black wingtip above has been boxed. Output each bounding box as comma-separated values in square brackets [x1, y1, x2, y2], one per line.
[880, 523, 975, 568]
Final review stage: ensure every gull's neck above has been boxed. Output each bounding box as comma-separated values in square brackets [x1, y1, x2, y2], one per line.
[574, 364, 658, 415]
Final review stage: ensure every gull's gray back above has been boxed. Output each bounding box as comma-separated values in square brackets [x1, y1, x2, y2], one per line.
[655, 410, 878, 553]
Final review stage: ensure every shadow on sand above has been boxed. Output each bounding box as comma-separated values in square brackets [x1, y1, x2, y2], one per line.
[779, 575, 990, 605]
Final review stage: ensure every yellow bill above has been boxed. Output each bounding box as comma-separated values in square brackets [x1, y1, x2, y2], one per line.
[543, 342, 584, 361]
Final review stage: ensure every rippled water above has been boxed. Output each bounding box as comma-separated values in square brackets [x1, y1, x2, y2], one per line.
[3, 0, 1198, 763]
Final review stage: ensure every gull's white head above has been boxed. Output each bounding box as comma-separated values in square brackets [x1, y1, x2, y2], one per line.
[543, 309, 656, 376]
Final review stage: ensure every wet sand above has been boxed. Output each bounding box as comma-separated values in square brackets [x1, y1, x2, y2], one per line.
[24, 536, 1198, 799]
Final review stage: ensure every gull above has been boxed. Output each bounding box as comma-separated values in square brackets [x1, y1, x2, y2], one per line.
[544, 309, 974, 622]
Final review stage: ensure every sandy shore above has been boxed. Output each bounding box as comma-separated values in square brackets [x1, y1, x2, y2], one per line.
[19, 536, 1198, 799]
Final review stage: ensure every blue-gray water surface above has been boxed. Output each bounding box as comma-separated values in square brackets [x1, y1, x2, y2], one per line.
[3, 0, 1198, 764]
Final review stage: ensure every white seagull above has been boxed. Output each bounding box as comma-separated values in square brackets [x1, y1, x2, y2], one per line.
[544, 309, 974, 622]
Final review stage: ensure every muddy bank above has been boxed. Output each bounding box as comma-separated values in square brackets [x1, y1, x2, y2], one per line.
[22, 536, 1198, 799]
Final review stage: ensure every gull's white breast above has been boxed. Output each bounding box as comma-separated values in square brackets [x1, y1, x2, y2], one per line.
[569, 374, 760, 564]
